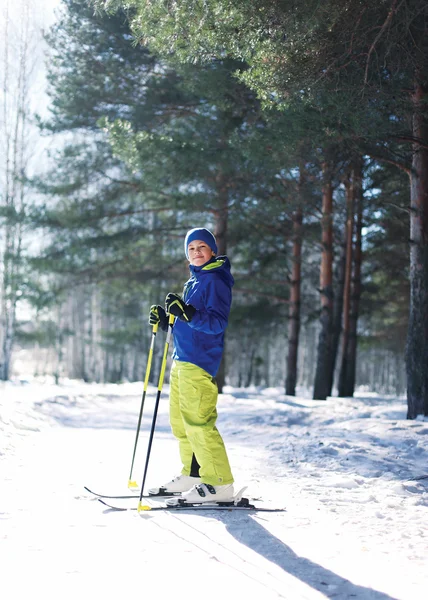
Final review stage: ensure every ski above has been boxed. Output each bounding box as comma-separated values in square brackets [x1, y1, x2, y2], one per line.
[97, 498, 285, 513]
[84, 486, 175, 500]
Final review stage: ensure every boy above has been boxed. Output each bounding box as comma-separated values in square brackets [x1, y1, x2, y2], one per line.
[149, 227, 234, 505]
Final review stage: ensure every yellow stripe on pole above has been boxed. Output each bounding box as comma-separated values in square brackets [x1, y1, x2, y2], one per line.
[143, 323, 158, 392]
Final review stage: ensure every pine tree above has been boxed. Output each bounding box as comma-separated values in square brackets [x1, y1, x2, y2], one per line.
[101, 0, 426, 413]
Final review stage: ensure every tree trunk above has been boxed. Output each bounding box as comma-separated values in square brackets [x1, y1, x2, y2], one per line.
[313, 164, 335, 400]
[213, 185, 229, 392]
[344, 158, 363, 397]
[338, 169, 356, 397]
[331, 224, 346, 391]
[213, 190, 228, 257]
[245, 347, 256, 387]
[285, 206, 303, 395]
[69, 288, 88, 381]
[406, 80, 428, 418]
[54, 304, 64, 385]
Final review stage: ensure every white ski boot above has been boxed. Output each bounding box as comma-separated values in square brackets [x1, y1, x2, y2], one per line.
[165, 483, 235, 506]
[148, 474, 201, 496]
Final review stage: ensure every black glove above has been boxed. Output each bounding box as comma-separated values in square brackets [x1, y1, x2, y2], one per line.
[149, 304, 168, 332]
[165, 293, 196, 322]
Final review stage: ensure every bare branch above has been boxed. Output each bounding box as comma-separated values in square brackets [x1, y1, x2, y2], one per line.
[364, 0, 402, 84]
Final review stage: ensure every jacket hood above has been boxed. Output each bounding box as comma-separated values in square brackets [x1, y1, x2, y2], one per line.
[189, 255, 234, 288]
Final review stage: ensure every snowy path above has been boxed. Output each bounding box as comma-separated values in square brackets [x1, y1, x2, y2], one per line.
[1, 380, 427, 599]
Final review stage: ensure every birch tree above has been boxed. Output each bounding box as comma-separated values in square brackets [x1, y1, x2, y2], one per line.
[0, 0, 39, 380]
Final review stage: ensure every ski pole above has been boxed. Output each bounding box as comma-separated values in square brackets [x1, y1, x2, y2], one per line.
[128, 322, 159, 490]
[138, 313, 175, 510]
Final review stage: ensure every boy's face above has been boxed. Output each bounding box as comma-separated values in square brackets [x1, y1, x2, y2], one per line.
[187, 239, 215, 266]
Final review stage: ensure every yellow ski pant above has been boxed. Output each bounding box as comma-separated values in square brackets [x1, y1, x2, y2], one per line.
[169, 360, 234, 486]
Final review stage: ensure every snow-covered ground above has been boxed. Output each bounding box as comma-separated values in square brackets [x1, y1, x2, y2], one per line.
[1, 377, 427, 600]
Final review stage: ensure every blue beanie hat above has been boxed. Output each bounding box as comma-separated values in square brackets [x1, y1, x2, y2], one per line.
[184, 228, 218, 259]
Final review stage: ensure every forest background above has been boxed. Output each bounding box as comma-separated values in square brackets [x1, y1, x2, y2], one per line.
[1, 0, 426, 418]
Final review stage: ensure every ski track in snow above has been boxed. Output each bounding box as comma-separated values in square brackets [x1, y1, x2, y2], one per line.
[1, 378, 427, 600]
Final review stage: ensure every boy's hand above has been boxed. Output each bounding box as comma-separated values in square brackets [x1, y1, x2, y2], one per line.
[149, 305, 169, 332]
[165, 293, 196, 322]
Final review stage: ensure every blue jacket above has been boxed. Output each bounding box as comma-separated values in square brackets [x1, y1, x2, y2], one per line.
[172, 256, 234, 377]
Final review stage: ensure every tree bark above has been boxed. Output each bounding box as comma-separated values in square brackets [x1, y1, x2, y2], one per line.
[331, 223, 346, 391]
[406, 80, 428, 418]
[313, 164, 335, 400]
[343, 158, 363, 397]
[338, 169, 356, 397]
[285, 205, 303, 395]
